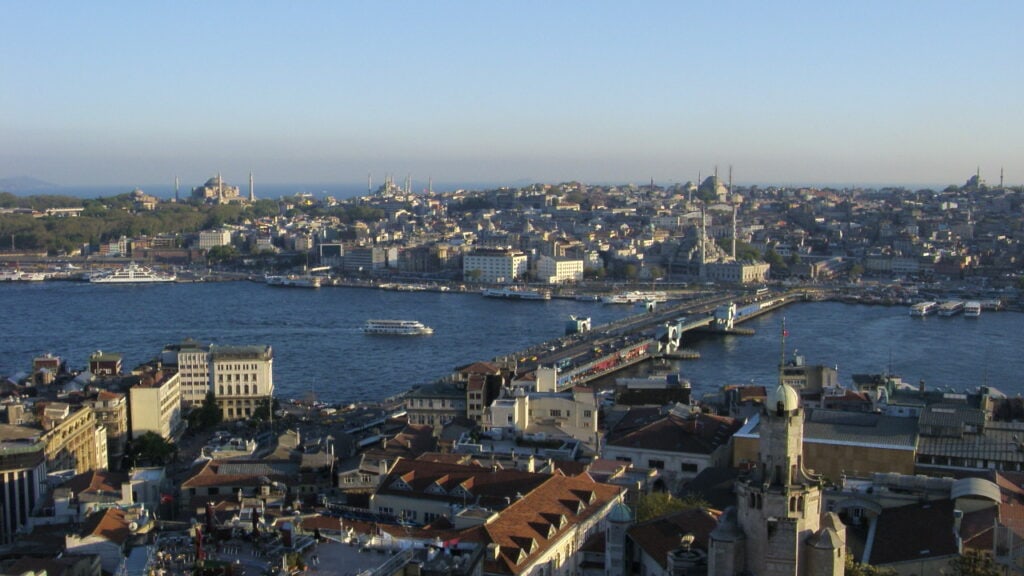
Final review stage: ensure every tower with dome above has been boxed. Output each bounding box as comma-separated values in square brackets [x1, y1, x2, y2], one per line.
[708, 379, 846, 576]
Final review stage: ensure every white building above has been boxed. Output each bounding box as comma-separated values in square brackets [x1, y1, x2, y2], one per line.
[161, 340, 211, 408]
[198, 229, 232, 250]
[128, 370, 183, 441]
[536, 255, 584, 284]
[463, 248, 528, 283]
[210, 344, 274, 421]
[487, 385, 600, 450]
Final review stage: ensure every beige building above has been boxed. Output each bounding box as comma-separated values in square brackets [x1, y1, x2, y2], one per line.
[40, 403, 108, 475]
[487, 385, 600, 450]
[210, 344, 274, 421]
[703, 260, 771, 284]
[198, 229, 232, 250]
[128, 369, 184, 441]
[463, 248, 528, 283]
[87, 391, 128, 470]
[536, 255, 584, 284]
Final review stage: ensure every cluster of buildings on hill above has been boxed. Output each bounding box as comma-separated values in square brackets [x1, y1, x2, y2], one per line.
[3, 323, 1024, 575]
[10, 172, 1022, 300]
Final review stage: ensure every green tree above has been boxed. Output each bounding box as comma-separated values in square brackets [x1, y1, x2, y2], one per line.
[206, 245, 238, 265]
[187, 392, 223, 431]
[947, 550, 1001, 576]
[849, 263, 865, 280]
[635, 492, 708, 522]
[844, 557, 897, 576]
[128, 432, 177, 466]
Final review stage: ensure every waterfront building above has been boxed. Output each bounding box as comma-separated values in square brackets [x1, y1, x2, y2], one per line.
[40, 402, 108, 475]
[209, 344, 274, 421]
[702, 259, 771, 284]
[709, 383, 846, 576]
[602, 404, 742, 493]
[405, 381, 467, 431]
[0, 424, 46, 545]
[463, 248, 528, 283]
[536, 255, 584, 284]
[89, 351, 122, 377]
[86, 390, 128, 470]
[127, 367, 183, 442]
[160, 339, 211, 408]
[198, 228, 232, 250]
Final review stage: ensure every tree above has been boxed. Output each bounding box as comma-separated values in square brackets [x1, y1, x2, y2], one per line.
[849, 263, 865, 280]
[947, 550, 1001, 576]
[635, 492, 708, 522]
[206, 245, 238, 265]
[187, 391, 223, 430]
[128, 431, 177, 466]
[844, 557, 897, 576]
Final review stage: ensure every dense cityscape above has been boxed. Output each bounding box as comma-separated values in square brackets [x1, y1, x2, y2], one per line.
[0, 171, 1022, 576]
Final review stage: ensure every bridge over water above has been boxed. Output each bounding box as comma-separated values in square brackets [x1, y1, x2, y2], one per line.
[501, 290, 805, 390]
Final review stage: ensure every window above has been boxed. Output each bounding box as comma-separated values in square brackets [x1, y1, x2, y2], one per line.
[550, 409, 562, 418]
[583, 410, 592, 418]
[681, 462, 699, 472]
[648, 459, 665, 470]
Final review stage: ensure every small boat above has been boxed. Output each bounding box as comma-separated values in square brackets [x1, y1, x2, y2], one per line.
[937, 300, 964, 317]
[481, 286, 551, 300]
[964, 301, 981, 317]
[90, 262, 176, 283]
[363, 319, 434, 336]
[909, 301, 938, 317]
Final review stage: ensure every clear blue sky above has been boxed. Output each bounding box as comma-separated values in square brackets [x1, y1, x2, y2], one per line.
[2, 1, 1021, 189]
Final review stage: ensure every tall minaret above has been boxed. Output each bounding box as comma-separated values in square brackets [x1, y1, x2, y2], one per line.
[368, 173, 372, 195]
[249, 172, 255, 202]
[174, 176, 180, 203]
[729, 166, 736, 261]
[428, 176, 433, 195]
[1001, 167, 1005, 188]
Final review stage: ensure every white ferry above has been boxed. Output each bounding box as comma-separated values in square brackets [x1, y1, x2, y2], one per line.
[908, 301, 938, 317]
[481, 286, 551, 300]
[937, 300, 964, 317]
[964, 301, 982, 317]
[0, 269, 46, 281]
[265, 275, 321, 288]
[90, 262, 176, 284]
[602, 291, 668, 305]
[362, 319, 434, 336]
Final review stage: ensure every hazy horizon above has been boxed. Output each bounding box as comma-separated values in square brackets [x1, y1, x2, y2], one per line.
[3, 2, 1021, 188]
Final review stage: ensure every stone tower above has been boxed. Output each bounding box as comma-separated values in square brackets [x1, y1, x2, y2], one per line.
[709, 382, 845, 576]
[605, 502, 633, 576]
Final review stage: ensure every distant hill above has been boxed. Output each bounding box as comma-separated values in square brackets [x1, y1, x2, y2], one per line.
[0, 176, 58, 194]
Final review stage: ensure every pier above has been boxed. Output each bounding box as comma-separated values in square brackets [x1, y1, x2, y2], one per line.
[501, 290, 805, 391]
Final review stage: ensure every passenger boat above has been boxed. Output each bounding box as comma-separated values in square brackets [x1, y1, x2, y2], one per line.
[937, 300, 964, 316]
[265, 275, 321, 288]
[0, 269, 46, 281]
[963, 301, 982, 317]
[908, 301, 938, 317]
[362, 319, 434, 336]
[89, 262, 176, 283]
[481, 286, 551, 300]
[601, 291, 668, 305]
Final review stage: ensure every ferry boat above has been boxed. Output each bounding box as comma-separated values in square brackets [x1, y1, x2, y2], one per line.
[0, 269, 46, 281]
[937, 300, 965, 317]
[601, 291, 668, 305]
[89, 262, 176, 284]
[481, 286, 551, 300]
[908, 301, 938, 317]
[964, 301, 982, 317]
[362, 319, 434, 336]
[265, 275, 321, 288]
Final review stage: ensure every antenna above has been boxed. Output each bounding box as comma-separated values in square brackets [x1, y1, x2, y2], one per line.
[779, 318, 788, 386]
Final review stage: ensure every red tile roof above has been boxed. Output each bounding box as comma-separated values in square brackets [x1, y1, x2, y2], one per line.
[627, 508, 721, 569]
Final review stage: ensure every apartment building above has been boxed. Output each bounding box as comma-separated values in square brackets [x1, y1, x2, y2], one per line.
[209, 344, 274, 421]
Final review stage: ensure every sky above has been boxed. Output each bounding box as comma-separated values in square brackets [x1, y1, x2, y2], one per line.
[2, 1, 1022, 191]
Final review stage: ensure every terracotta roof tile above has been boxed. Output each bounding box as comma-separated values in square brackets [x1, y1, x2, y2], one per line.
[627, 508, 721, 569]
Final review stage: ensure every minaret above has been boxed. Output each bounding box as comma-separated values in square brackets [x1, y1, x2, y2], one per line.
[1001, 167, 1005, 188]
[729, 166, 736, 261]
[249, 172, 255, 202]
[428, 176, 433, 195]
[174, 176, 180, 203]
[218, 172, 223, 200]
[368, 173, 372, 195]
